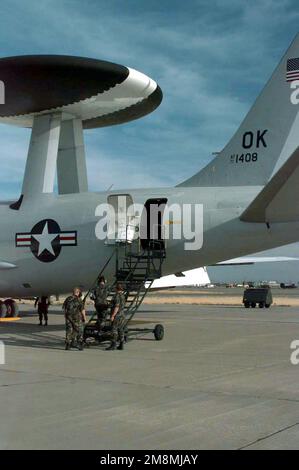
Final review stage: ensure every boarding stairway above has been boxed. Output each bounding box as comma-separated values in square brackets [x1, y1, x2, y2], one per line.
[112, 240, 166, 324]
[85, 234, 166, 331]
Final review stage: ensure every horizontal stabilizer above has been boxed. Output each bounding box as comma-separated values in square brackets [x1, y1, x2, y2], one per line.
[240, 146, 299, 223]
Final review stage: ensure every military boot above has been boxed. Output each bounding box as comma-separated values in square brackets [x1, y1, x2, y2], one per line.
[106, 341, 116, 351]
[117, 341, 124, 350]
[78, 342, 84, 351]
[65, 343, 71, 351]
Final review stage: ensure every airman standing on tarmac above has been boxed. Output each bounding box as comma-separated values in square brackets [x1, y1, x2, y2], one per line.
[106, 283, 126, 351]
[63, 287, 86, 351]
[35, 295, 50, 326]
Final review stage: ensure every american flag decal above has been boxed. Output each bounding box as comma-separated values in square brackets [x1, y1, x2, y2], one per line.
[286, 58, 299, 82]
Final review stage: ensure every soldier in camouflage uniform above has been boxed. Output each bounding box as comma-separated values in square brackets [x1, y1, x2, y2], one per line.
[90, 275, 109, 325]
[106, 283, 126, 351]
[63, 287, 86, 351]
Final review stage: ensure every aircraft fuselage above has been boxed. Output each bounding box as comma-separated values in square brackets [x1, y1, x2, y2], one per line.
[0, 186, 298, 297]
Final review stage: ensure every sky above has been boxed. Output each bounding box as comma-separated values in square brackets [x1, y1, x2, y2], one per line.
[0, 0, 299, 199]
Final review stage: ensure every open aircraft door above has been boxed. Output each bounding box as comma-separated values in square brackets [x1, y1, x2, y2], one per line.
[140, 198, 168, 251]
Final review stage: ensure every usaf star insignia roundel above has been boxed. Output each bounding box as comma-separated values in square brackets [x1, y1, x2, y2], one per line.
[16, 219, 77, 263]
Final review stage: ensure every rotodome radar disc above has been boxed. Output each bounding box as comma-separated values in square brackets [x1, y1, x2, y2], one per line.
[0, 55, 162, 128]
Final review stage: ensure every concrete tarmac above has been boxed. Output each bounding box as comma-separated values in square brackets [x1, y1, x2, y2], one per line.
[1, 302, 299, 449]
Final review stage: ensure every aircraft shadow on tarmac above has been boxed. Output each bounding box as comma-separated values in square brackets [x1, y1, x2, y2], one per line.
[0, 323, 67, 350]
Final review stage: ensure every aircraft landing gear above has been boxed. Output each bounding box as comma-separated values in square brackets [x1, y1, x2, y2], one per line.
[0, 299, 19, 318]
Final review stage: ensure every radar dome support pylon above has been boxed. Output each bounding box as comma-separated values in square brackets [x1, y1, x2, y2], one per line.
[21, 113, 88, 204]
[22, 113, 62, 201]
[57, 118, 88, 195]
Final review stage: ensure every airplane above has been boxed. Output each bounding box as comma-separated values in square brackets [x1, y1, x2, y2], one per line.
[1, 33, 299, 318]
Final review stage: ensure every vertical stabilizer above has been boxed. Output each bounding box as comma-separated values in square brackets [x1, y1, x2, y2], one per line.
[180, 33, 299, 187]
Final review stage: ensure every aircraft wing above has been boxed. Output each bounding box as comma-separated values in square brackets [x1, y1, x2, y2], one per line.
[149, 267, 211, 289]
[240, 146, 299, 223]
[149, 256, 299, 289]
